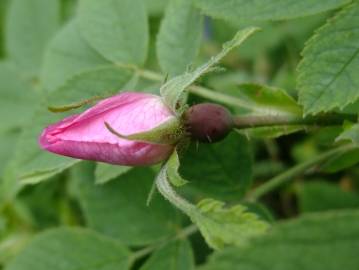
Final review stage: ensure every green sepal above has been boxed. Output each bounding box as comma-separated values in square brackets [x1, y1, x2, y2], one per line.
[105, 118, 184, 145]
[167, 149, 188, 187]
[160, 27, 260, 115]
[48, 95, 104, 112]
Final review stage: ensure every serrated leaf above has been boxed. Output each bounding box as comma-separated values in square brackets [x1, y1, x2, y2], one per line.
[0, 62, 38, 133]
[140, 240, 195, 270]
[342, 99, 359, 114]
[72, 164, 181, 246]
[157, 0, 203, 76]
[296, 181, 359, 213]
[336, 123, 359, 145]
[160, 27, 259, 114]
[47, 66, 133, 111]
[200, 210, 359, 270]
[243, 202, 275, 222]
[155, 154, 268, 250]
[192, 199, 269, 250]
[236, 83, 302, 116]
[42, 20, 109, 91]
[5, 228, 132, 270]
[95, 163, 132, 185]
[78, 0, 149, 66]
[297, 2, 359, 115]
[5, 0, 60, 76]
[180, 132, 252, 200]
[195, 0, 350, 24]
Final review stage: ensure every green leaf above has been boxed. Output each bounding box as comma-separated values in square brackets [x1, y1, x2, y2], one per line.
[0, 130, 19, 176]
[0, 62, 38, 133]
[0, 165, 24, 203]
[192, 199, 269, 250]
[47, 66, 133, 111]
[322, 148, 359, 172]
[42, 20, 109, 91]
[200, 210, 359, 270]
[195, 0, 350, 24]
[236, 83, 302, 116]
[240, 126, 304, 139]
[180, 132, 252, 200]
[72, 165, 181, 246]
[155, 155, 269, 250]
[297, 2, 359, 115]
[242, 202, 275, 223]
[191, 79, 303, 135]
[140, 240, 195, 270]
[160, 27, 259, 114]
[342, 99, 359, 114]
[78, 0, 149, 66]
[95, 163, 132, 185]
[5, 228, 132, 270]
[296, 181, 359, 213]
[227, 83, 304, 138]
[5, 0, 60, 76]
[157, 0, 203, 76]
[0, 233, 30, 265]
[336, 123, 359, 146]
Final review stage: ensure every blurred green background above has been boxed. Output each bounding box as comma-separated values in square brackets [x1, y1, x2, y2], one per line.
[0, 0, 359, 269]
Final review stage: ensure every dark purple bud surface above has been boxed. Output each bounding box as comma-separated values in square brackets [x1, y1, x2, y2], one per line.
[184, 103, 234, 143]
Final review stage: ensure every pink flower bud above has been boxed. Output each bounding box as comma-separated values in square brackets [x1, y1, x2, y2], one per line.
[39, 92, 176, 166]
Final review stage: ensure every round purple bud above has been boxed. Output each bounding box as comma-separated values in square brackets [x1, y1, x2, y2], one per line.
[184, 103, 234, 143]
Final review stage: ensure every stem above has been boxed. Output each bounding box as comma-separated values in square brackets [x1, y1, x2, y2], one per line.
[134, 67, 257, 111]
[246, 144, 355, 201]
[155, 165, 196, 215]
[125, 65, 359, 127]
[136, 68, 164, 82]
[233, 114, 358, 129]
[188, 85, 254, 111]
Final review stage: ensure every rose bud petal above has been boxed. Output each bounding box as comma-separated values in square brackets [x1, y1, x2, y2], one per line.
[39, 92, 177, 166]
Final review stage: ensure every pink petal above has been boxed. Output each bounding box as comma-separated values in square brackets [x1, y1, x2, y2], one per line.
[39, 92, 175, 166]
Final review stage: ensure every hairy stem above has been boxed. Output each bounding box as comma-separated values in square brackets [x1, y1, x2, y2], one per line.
[233, 114, 358, 129]
[134, 67, 257, 111]
[246, 144, 355, 201]
[134, 67, 359, 124]
[155, 165, 196, 215]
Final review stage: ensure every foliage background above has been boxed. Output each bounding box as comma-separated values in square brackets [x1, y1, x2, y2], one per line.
[0, 0, 359, 269]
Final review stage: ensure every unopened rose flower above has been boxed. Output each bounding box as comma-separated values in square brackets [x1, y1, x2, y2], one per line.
[39, 92, 177, 166]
